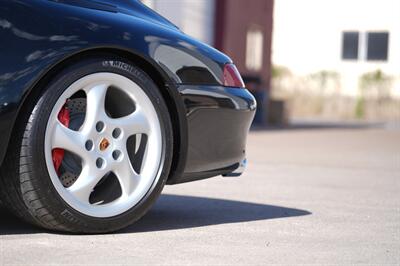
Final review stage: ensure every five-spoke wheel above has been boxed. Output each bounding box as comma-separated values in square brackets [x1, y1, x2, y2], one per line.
[0, 58, 173, 233]
[45, 73, 163, 217]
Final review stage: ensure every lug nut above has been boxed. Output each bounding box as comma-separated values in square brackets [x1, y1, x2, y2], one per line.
[96, 121, 105, 132]
[112, 150, 121, 160]
[85, 140, 93, 151]
[112, 128, 121, 139]
[96, 157, 105, 169]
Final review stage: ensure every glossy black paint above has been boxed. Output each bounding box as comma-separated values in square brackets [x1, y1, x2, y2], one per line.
[0, 0, 255, 183]
[168, 85, 256, 184]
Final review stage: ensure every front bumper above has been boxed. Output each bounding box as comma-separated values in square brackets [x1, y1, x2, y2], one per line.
[222, 158, 247, 177]
[168, 85, 256, 184]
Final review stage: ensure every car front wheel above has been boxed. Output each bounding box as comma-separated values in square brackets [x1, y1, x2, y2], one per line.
[0, 56, 173, 233]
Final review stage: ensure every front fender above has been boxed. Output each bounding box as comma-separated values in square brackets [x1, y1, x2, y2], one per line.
[0, 0, 230, 166]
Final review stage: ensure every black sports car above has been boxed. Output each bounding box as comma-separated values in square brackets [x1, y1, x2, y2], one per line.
[0, 0, 256, 233]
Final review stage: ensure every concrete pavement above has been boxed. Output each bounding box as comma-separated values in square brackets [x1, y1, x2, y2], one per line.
[0, 127, 399, 265]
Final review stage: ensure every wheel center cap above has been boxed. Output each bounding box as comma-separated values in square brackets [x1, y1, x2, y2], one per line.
[99, 138, 110, 151]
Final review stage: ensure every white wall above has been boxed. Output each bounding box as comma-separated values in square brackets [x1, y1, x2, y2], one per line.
[142, 0, 215, 46]
[273, 0, 400, 97]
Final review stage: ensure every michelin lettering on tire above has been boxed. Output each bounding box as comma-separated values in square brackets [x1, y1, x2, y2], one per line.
[102, 61, 139, 75]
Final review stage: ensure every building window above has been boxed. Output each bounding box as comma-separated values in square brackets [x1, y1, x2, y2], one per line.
[341, 31, 390, 62]
[246, 28, 264, 71]
[366, 32, 389, 61]
[342, 31, 359, 60]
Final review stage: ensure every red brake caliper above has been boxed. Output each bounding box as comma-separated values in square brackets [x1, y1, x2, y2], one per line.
[52, 103, 70, 174]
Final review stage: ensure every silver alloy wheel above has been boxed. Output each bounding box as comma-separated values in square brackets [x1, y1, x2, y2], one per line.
[44, 73, 163, 218]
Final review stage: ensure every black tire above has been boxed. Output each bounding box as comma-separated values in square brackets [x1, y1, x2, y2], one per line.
[0, 56, 173, 233]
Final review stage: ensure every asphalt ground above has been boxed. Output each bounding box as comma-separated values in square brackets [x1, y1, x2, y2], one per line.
[0, 125, 399, 265]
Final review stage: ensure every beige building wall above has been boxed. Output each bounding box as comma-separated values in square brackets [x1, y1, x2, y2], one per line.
[141, 0, 215, 46]
[272, 0, 400, 98]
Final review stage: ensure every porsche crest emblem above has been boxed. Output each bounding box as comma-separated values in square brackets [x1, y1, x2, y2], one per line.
[99, 138, 110, 151]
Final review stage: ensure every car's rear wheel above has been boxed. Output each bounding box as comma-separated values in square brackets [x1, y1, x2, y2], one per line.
[0, 57, 173, 233]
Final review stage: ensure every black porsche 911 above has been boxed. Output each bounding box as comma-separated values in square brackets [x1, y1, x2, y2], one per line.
[0, 0, 256, 233]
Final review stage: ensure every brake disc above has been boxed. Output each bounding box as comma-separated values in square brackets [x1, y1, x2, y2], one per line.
[59, 98, 86, 187]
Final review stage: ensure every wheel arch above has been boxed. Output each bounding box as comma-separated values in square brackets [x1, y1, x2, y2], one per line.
[11, 47, 188, 183]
